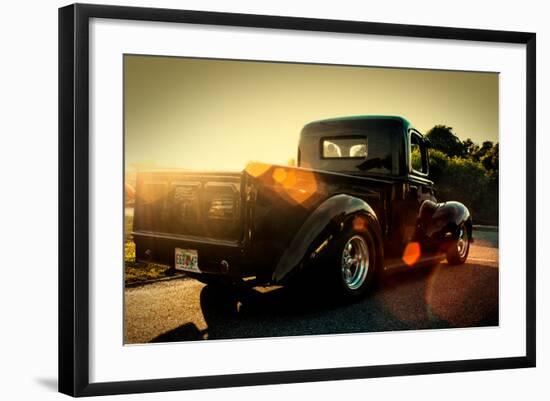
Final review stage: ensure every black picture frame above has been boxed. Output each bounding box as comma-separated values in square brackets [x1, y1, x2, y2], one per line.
[59, 3, 536, 397]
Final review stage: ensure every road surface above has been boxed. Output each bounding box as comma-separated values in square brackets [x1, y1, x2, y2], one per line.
[124, 229, 498, 344]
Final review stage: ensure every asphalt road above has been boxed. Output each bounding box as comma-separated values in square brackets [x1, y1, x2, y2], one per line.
[124, 229, 498, 344]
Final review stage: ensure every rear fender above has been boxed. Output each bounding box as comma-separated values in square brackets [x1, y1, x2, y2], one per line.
[272, 194, 382, 283]
[414, 200, 472, 249]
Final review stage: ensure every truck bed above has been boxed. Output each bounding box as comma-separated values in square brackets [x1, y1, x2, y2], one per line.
[133, 170, 246, 243]
[132, 164, 393, 280]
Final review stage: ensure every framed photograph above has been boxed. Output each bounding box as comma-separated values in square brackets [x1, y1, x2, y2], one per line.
[58, 3, 536, 397]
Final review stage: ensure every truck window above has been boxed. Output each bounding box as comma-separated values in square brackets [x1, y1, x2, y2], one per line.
[410, 132, 428, 175]
[322, 137, 367, 159]
[299, 119, 401, 175]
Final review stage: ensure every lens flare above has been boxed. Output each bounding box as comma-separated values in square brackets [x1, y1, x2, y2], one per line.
[138, 182, 168, 204]
[352, 215, 368, 232]
[272, 167, 288, 184]
[247, 163, 318, 205]
[245, 161, 271, 178]
[125, 183, 136, 201]
[269, 167, 318, 204]
[402, 241, 421, 266]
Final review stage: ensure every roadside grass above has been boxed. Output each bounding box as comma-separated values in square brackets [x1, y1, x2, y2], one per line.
[124, 210, 185, 286]
[125, 212, 133, 239]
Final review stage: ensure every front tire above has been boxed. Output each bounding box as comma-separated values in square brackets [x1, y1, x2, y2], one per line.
[326, 227, 377, 300]
[446, 223, 470, 265]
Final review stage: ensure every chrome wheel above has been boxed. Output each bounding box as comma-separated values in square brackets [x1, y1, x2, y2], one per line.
[341, 235, 370, 290]
[457, 226, 468, 259]
[446, 223, 470, 265]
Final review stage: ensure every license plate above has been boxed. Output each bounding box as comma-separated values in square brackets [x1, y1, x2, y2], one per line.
[175, 248, 200, 272]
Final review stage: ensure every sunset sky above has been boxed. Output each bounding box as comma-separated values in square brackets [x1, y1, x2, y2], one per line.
[124, 55, 498, 171]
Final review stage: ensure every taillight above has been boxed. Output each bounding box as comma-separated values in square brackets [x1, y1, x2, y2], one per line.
[207, 195, 235, 219]
[204, 184, 238, 221]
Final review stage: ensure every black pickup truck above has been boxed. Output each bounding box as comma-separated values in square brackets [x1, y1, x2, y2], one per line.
[133, 115, 472, 299]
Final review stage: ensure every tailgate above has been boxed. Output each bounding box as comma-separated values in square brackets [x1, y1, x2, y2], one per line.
[133, 171, 246, 243]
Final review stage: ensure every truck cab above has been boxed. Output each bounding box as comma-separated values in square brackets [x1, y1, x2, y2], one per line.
[298, 116, 437, 260]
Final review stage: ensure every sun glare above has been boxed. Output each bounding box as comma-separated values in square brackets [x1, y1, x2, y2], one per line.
[402, 242, 421, 266]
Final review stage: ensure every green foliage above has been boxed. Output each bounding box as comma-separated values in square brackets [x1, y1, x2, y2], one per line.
[475, 141, 495, 161]
[427, 148, 498, 225]
[462, 138, 479, 158]
[125, 240, 136, 263]
[425, 125, 467, 158]
[480, 142, 499, 177]
[125, 260, 172, 284]
[125, 213, 134, 241]
[411, 147, 421, 171]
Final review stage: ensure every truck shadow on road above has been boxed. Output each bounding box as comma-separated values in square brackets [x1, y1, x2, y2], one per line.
[150, 262, 498, 343]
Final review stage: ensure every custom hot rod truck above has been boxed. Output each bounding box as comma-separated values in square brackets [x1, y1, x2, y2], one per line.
[133, 116, 472, 299]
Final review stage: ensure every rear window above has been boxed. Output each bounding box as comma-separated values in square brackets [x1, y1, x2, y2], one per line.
[322, 137, 368, 159]
[299, 119, 402, 175]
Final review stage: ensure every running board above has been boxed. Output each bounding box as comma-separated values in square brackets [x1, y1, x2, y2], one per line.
[383, 254, 444, 272]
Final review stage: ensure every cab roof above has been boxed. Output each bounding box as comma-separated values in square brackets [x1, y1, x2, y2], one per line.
[304, 115, 412, 129]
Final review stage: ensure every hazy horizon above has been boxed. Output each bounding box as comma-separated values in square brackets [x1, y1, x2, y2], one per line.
[125, 55, 499, 171]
